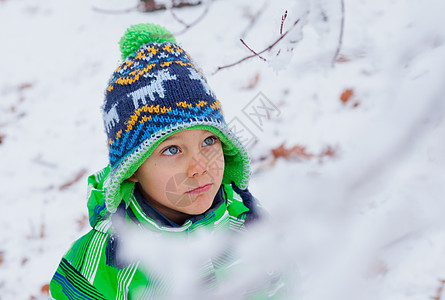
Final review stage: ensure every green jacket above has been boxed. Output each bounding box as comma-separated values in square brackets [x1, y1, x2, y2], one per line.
[49, 167, 285, 299]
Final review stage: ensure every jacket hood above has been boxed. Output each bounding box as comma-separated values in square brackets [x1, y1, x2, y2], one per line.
[85, 166, 253, 233]
[86, 166, 116, 230]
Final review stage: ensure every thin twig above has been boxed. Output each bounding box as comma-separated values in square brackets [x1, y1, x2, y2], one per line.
[170, 1, 209, 36]
[280, 10, 288, 35]
[213, 19, 300, 74]
[170, 7, 189, 28]
[242, 9, 288, 61]
[240, 39, 267, 61]
[240, 1, 268, 39]
[332, 0, 345, 67]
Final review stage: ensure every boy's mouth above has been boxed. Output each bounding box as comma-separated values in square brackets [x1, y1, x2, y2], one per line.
[185, 183, 212, 194]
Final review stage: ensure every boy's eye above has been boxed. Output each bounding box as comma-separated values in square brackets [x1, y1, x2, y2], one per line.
[162, 146, 179, 156]
[203, 136, 216, 146]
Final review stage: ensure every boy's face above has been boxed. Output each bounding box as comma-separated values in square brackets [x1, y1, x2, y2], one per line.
[128, 129, 225, 225]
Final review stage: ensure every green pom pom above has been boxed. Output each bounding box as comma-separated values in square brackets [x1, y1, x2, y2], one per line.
[119, 23, 176, 60]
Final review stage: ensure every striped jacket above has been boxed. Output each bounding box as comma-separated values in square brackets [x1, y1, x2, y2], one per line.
[49, 167, 283, 299]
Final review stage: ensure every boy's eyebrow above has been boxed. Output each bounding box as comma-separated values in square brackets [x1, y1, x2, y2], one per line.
[159, 134, 184, 145]
[160, 131, 212, 144]
[161, 135, 178, 143]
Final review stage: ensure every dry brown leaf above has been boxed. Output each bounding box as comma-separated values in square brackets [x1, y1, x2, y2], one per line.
[336, 55, 350, 63]
[0, 134, 5, 145]
[255, 143, 338, 173]
[41, 284, 50, 294]
[59, 168, 88, 190]
[39, 223, 45, 239]
[0, 251, 4, 266]
[254, 157, 278, 173]
[243, 72, 260, 89]
[21, 257, 29, 266]
[18, 82, 33, 91]
[271, 143, 314, 160]
[432, 279, 445, 300]
[77, 215, 89, 231]
[340, 88, 354, 103]
[319, 145, 337, 159]
[364, 259, 388, 278]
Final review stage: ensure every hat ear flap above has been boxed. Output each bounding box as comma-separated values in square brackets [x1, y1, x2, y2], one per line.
[231, 181, 261, 225]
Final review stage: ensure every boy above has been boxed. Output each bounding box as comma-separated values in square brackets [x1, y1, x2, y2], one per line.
[49, 23, 275, 299]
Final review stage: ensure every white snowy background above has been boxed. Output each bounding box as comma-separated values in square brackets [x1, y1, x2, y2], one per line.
[1, 0, 445, 299]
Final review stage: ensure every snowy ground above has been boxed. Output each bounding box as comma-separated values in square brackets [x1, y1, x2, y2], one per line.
[1, 0, 445, 299]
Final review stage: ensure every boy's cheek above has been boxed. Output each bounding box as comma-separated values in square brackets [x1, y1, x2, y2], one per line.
[165, 173, 200, 197]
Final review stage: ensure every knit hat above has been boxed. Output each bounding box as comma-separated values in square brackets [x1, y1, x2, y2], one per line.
[102, 23, 251, 213]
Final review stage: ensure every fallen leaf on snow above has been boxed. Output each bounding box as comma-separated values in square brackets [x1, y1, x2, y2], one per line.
[272, 143, 314, 160]
[340, 88, 354, 103]
[59, 168, 88, 190]
[242, 72, 260, 90]
[77, 215, 89, 231]
[431, 279, 445, 300]
[41, 284, 50, 294]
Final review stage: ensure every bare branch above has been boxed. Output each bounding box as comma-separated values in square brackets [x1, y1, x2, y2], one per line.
[169, 6, 190, 28]
[240, 39, 267, 61]
[240, 1, 268, 39]
[332, 0, 345, 67]
[280, 10, 288, 35]
[169, 1, 209, 36]
[213, 19, 300, 74]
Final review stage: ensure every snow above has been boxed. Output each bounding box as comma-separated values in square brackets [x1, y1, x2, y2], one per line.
[1, 0, 445, 299]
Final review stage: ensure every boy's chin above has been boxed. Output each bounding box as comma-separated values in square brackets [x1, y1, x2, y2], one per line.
[181, 194, 215, 215]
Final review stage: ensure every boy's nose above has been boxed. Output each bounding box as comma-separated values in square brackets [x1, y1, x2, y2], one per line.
[187, 152, 207, 177]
